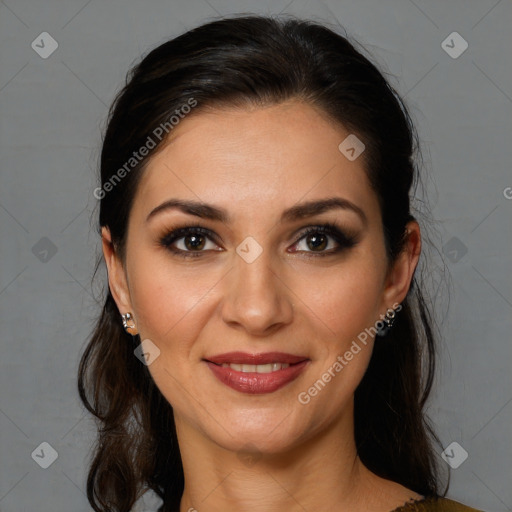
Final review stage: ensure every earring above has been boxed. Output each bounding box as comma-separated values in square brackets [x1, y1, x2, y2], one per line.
[122, 312, 138, 335]
[376, 307, 398, 337]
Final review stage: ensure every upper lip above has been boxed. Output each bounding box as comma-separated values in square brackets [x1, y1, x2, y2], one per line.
[205, 351, 308, 365]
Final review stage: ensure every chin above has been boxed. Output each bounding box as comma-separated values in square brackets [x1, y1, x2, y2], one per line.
[207, 409, 313, 456]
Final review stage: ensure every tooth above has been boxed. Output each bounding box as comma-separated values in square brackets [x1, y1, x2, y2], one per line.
[222, 362, 293, 372]
[256, 364, 273, 373]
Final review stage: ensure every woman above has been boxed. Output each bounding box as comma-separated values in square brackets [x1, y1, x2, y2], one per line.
[79, 15, 482, 512]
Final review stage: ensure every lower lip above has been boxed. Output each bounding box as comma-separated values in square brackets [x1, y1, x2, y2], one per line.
[205, 361, 309, 394]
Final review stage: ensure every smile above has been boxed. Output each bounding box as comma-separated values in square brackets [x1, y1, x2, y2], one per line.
[220, 362, 290, 373]
[204, 352, 309, 394]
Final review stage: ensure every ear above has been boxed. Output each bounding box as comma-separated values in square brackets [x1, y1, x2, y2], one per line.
[380, 220, 421, 309]
[101, 227, 137, 334]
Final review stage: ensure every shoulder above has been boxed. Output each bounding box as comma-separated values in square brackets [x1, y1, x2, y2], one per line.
[392, 496, 484, 512]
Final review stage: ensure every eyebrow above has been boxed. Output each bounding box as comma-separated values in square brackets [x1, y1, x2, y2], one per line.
[146, 197, 367, 226]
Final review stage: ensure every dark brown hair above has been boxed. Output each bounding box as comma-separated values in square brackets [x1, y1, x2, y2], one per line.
[79, 15, 446, 512]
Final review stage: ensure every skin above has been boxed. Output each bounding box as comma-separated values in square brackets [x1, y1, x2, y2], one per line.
[103, 100, 422, 512]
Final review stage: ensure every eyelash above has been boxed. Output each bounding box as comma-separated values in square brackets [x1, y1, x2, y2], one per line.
[158, 223, 358, 259]
[291, 223, 358, 256]
[159, 226, 220, 259]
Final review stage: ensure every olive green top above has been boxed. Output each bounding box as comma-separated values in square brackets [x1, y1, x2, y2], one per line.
[392, 497, 483, 511]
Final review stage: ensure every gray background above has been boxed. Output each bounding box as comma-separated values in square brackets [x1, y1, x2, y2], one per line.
[1, 0, 511, 511]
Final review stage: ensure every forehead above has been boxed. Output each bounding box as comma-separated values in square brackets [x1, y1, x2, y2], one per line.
[131, 101, 379, 223]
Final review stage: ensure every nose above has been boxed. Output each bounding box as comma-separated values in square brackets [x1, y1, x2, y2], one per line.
[221, 248, 294, 336]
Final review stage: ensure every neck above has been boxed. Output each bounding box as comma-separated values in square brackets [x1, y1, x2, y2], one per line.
[175, 401, 394, 512]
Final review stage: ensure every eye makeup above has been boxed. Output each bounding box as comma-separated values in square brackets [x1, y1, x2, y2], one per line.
[157, 221, 360, 259]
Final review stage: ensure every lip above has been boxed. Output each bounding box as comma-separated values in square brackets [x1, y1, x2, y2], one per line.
[205, 351, 307, 365]
[204, 352, 310, 394]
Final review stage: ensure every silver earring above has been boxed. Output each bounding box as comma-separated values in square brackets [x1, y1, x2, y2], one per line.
[377, 307, 397, 337]
[122, 312, 137, 333]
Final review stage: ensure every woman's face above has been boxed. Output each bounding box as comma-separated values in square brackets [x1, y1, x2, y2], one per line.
[104, 100, 419, 454]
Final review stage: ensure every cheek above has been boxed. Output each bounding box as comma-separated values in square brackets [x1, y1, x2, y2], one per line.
[289, 259, 385, 342]
[126, 255, 225, 411]
[290, 262, 385, 417]
[127, 251, 224, 350]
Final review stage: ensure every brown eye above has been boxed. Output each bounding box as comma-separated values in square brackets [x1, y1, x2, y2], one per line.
[160, 226, 222, 257]
[306, 233, 328, 251]
[289, 224, 359, 256]
[184, 234, 206, 251]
